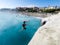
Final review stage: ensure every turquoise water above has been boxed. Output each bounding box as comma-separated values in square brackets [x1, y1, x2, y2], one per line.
[0, 12, 41, 45]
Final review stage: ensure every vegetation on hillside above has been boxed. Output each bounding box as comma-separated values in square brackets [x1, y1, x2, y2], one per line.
[16, 7, 60, 13]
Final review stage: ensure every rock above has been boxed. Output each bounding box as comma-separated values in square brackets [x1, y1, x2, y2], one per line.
[28, 13, 60, 45]
[42, 21, 47, 26]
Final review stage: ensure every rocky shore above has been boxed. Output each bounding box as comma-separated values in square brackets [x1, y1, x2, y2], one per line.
[28, 12, 60, 45]
[19, 12, 55, 18]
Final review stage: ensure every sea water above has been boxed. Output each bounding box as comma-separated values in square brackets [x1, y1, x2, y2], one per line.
[0, 12, 41, 45]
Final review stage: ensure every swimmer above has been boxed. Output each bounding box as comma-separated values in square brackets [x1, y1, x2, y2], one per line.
[22, 21, 26, 30]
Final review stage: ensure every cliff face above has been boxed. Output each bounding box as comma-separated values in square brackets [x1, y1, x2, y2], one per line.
[28, 13, 60, 45]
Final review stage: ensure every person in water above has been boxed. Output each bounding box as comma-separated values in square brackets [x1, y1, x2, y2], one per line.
[22, 21, 26, 30]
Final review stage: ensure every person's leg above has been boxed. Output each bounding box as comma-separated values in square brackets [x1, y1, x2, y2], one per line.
[24, 27, 26, 30]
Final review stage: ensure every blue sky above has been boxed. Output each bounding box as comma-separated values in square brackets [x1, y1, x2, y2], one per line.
[0, 0, 60, 8]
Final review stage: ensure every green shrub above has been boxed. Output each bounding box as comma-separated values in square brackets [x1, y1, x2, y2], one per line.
[43, 9, 56, 13]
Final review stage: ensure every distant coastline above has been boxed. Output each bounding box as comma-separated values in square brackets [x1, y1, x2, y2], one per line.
[0, 6, 60, 18]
